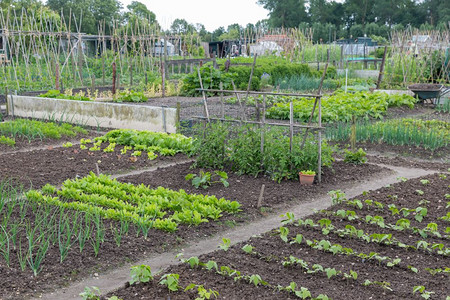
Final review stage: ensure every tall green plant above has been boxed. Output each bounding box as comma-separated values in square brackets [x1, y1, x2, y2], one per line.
[193, 123, 335, 182]
[193, 122, 230, 169]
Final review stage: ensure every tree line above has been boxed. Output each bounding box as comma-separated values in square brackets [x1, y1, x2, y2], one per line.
[258, 0, 449, 42]
[1, 0, 449, 43]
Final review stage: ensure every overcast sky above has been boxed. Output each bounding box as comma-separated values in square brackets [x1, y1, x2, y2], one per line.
[120, 0, 269, 32]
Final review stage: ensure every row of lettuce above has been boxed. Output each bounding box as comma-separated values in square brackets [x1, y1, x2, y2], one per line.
[26, 173, 241, 233]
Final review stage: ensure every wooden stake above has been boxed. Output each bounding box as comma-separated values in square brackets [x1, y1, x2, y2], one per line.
[351, 115, 356, 151]
[55, 62, 60, 91]
[257, 184, 265, 208]
[112, 62, 116, 95]
[231, 80, 246, 121]
[376, 46, 387, 89]
[176, 102, 181, 133]
[289, 101, 294, 153]
[197, 68, 210, 122]
[220, 82, 224, 118]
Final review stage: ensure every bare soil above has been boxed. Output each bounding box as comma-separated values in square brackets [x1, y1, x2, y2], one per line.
[0, 159, 390, 300]
[0, 143, 189, 189]
[103, 173, 450, 300]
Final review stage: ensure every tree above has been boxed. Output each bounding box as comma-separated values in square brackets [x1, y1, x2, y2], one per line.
[122, 1, 159, 35]
[343, 0, 376, 28]
[255, 19, 269, 32]
[170, 18, 194, 34]
[219, 28, 240, 41]
[349, 24, 364, 39]
[211, 26, 225, 41]
[1, 1, 61, 31]
[257, 0, 309, 28]
[365, 22, 379, 36]
[46, 0, 122, 34]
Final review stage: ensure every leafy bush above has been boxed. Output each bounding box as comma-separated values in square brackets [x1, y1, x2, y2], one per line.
[180, 57, 315, 96]
[39, 89, 91, 101]
[343, 148, 367, 164]
[192, 122, 230, 169]
[114, 90, 147, 103]
[193, 123, 334, 182]
[180, 65, 235, 96]
[275, 75, 339, 91]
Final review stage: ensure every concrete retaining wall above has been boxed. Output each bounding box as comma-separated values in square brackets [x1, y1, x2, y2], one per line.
[7, 96, 176, 133]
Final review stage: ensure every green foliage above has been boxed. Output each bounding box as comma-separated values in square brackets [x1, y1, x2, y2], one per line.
[79, 286, 101, 300]
[39, 90, 92, 101]
[130, 264, 153, 285]
[326, 118, 449, 151]
[184, 283, 219, 299]
[159, 273, 181, 291]
[192, 122, 229, 169]
[0, 136, 15, 147]
[242, 244, 254, 254]
[181, 58, 314, 96]
[0, 119, 87, 142]
[97, 129, 193, 155]
[219, 238, 231, 251]
[300, 170, 316, 175]
[193, 124, 334, 182]
[343, 148, 367, 164]
[26, 172, 241, 233]
[267, 91, 417, 123]
[180, 65, 235, 96]
[275, 75, 338, 92]
[226, 58, 313, 90]
[185, 171, 229, 189]
[114, 90, 147, 103]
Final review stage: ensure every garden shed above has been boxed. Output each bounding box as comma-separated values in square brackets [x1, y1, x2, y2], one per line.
[153, 39, 175, 56]
[250, 40, 283, 56]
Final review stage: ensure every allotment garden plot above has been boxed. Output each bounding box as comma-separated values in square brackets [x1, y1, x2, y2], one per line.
[0, 117, 395, 299]
[104, 173, 450, 300]
[0, 127, 193, 188]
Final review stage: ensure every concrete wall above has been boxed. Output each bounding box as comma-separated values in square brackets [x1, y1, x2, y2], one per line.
[7, 96, 176, 133]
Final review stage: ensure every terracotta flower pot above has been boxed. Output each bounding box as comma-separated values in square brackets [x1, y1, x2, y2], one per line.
[299, 172, 315, 185]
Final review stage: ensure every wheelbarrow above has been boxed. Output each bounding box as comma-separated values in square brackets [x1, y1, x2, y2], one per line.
[407, 83, 450, 105]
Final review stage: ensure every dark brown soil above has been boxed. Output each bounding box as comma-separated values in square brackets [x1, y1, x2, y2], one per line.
[368, 155, 450, 172]
[118, 161, 388, 212]
[0, 143, 189, 189]
[103, 173, 450, 300]
[0, 134, 101, 154]
[0, 159, 389, 300]
[333, 140, 450, 160]
[408, 83, 443, 91]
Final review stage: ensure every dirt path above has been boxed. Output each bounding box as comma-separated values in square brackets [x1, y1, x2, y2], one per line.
[32, 162, 437, 300]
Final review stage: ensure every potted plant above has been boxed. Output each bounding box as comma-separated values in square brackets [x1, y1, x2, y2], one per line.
[299, 170, 316, 185]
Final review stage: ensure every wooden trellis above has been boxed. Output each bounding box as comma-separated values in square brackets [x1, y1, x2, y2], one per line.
[195, 54, 329, 183]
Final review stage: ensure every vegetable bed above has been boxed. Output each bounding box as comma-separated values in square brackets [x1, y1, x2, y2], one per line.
[0, 161, 389, 299]
[0, 118, 92, 152]
[104, 173, 450, 299]
[0, 129, 194, 189]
